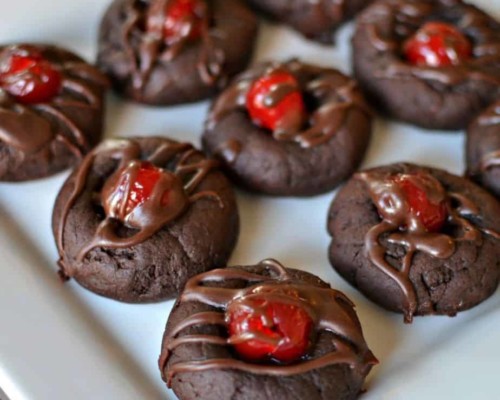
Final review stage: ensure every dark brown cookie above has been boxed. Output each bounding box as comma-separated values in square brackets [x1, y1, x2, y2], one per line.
[52, 136, 239, 303]
[247, 0, 374, 43]
[97, 0, 258, 105]
[0, 44, 108, 181]
[202, 59, 372, 196]
[466, 101, 500, 198]
[159, 259, 377, 400]
[327, 163, 500, 323]
[352, 0, 500, 130]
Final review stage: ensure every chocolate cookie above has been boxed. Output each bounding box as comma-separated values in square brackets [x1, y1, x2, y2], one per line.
[202, 59, 372, 196]
[353, 0, 500, 130]
[0, 44, 108, 181]
[97, 0, 258, 105]
[159, 259, 377, 400]
[247, 0, 374, 43]
[466, 101, 500, 198]
[52, 137, 239, 302]
[328, 163, 500, 323]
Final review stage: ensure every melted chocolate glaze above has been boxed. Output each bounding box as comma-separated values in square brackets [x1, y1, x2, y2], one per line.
[100, 0, 254, 99]
[357, 166, 499, 322]
[360, 0, 500, 86]
[0, 44, 109, 157]
[207, 59, 372, 151]
[56, 138, 222, 278]
[160, 259, 377, 385]
[118, 0, 224, 91]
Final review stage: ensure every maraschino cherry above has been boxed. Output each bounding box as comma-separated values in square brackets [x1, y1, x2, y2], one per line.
[403, 22, 472, 67]
[0, 47, 61, 104]
[226, 290, 313, 363]
[246, 70, 306, 133]
[147, 0, 205, 45]
[103, 161, 169, 223]
[395, 173, 447, 233]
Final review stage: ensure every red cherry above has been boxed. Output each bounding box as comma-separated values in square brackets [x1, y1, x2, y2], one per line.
[0, 47, 61, 104]
[396, 174, 447, 233]
[246, 71, 306, 132]
[226, 294, 313, 363]
[104, 161, 168, 221]
[403, 22, 472, 67]
[148, 0, 205, 45]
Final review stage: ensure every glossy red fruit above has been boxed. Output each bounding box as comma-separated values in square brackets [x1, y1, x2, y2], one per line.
[106, 161, 168, 220]
[0, 48, 61, 104]
[226, 294, 313, 363]
[396, 174, 447, 232]
[403, 22, 472, 67]
[246, 71, 306, 132]
[149, 0, 205, 45]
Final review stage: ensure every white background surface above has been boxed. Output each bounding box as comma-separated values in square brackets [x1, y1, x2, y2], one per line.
[0, 0, 499, 399]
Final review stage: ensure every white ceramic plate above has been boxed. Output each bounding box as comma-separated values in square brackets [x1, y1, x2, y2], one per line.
[0, 1, 499, 399]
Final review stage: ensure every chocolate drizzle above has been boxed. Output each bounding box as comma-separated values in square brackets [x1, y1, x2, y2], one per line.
[160, 259, 377, 385]
[0, 44, 108, 157]
[121, 0, 224, 91]
[56, 138, 222, 278]
[207, 59, 371, 154]
[357, 166, 499, 322]
[361, 0, 500, 86]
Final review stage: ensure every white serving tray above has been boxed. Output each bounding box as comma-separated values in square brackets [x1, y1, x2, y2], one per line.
[0, 1, 498, 399]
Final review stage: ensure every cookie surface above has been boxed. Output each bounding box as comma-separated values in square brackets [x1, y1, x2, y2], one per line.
[353, 0, 500, 130]
[0, 44, 108, 181]
[202, 59, 372, 196]
[97, 0, 258, 105]
[52, 136, 239, 302]
[328, 163, 500, 322]
[248, 0, 374, 43]
[160, 259, 377, 400]
[466, 101, 500, 197]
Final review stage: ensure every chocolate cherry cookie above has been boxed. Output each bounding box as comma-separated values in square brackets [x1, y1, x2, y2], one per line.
[0, 44, 108, 181]
[52, 137, 239, 302]
[466, 101, 500, 198]
[247, 0, 374, 44]
[353, 0, 500, 130]
[202, 59, 372, 196]
[97, 0, 258, 105]
[328, 163, 500, 323]
[160, 259, 377, 400]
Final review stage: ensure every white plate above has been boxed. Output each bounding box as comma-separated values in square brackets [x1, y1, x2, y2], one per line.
[0, 1, 499, 399]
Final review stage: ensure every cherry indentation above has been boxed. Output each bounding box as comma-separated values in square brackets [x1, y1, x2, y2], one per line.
[0, 47, 62, 104]
[246, 70, 306, 133]
[395, 173, 448, 233]
[226, 290, 313, 364]
[103, 161, 169, 223]
[147, 0, 206, 45]
[403, 22, 472, 67]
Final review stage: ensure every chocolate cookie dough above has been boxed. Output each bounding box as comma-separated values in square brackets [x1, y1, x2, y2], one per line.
[0, 44, 108, 181]
[97, 0, 258, 105]
[353, 0, 500, 130]
[202, 59, 372, 196]
[247, 0, 374, 43]
[52, 137, 239, 303]
[467, 101, 500, 198]
[328, 163, 500, 323]
[160, 259, 377, 400]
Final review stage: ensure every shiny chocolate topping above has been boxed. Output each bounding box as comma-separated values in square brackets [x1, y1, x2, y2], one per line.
[361, 0, 500, 86]
[160, 259, 377, 385]
[206, 59, 371, 155]
[56, 138, 222, 278]
[120, 0, 224, 91]
[357, 166, 499, 322]
[0, 44, 108, 156]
